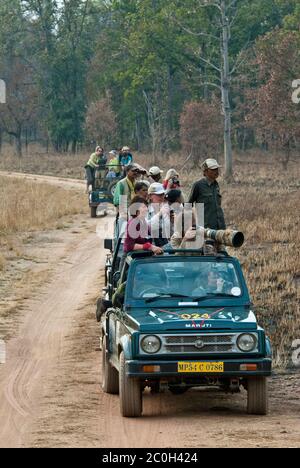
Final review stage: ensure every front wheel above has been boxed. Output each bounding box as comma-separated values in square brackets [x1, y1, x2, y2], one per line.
[119, 351, 142, 417]
[102, 337, 119, 394]
[91, 206, 97, 218]
[247, 376, 268, 415]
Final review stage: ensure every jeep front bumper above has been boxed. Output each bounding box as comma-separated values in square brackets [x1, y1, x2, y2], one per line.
[126, 358, 272, 379]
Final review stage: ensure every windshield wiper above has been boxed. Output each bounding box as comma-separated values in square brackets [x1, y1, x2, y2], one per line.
[145, 293, 191, 304]
[146, 292, 235, 304]
[195, 293, 234, 302]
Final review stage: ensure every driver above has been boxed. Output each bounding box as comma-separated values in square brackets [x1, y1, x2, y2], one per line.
[192, 269, 233, 296]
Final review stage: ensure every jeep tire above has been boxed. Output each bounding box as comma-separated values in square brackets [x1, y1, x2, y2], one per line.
[247, 376, 268, 415]
[91, 206, 97, 218]
[102, 337, 119, 394]
[119, 351, 142, 417]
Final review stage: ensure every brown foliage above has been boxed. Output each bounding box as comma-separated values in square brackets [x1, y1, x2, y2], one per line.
[246, 30, 300, 165]
[0, 59, 39, 157]
[180, 99, 222, 166]
[85, 97, 117, 147]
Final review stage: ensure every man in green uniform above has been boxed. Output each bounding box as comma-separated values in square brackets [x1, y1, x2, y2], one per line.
[113, 164, 141, 240]
[188, 158, 226, 230]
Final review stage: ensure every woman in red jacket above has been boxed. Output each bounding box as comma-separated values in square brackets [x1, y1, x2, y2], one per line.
[163, 169, 181, 191]
[124, 197, 163, 255]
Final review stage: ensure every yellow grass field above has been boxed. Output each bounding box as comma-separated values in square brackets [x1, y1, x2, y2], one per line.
[0, 176, 86, 237]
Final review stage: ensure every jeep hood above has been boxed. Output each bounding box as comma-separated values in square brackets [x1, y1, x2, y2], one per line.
[125, 306, 257, 332]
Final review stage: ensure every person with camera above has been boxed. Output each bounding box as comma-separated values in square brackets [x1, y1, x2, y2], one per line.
[163, 169, 181, 192]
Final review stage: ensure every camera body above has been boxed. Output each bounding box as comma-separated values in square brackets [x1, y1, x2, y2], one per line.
[171, 177, 180, 186]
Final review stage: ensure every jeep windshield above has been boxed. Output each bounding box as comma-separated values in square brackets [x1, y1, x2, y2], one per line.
[130, 259, 242, 301]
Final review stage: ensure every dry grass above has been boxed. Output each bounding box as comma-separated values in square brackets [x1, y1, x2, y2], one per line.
[0, 253, 5, 271]
[0, 175, 87, 339]
[0, 176, 86, 237]
[221, 164, 300, 368]
[0, 144, 88, 179]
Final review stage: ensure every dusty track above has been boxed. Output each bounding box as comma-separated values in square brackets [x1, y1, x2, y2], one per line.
[0, 170, 84, 190]
[0, 173, 299, 448]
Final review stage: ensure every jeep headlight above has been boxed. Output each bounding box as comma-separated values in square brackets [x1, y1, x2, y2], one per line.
[141, 335, 161, 354]
[237, 333, 257, 352]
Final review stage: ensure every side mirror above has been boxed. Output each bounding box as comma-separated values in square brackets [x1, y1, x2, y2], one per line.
[104, 239, 113, 251]
[113, 271, 121, 284]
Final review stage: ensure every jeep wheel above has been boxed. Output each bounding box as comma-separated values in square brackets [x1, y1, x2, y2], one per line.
[102, 337, 119, 394]
[91, 206, 97, 218]
[119, 351, 142, 417]
[247, 376, 268, 415]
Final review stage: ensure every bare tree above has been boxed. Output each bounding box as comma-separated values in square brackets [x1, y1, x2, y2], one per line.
[172, 0, 249, 181]
[180, 99, 222, 166]
[246, 30, 300, 169]
[85, 97, 117, 148]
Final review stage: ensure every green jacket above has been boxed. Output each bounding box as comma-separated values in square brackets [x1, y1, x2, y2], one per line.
[188, 178, 226, 230]
[113, 177, 135, 207]
[87, 152, 99, 169]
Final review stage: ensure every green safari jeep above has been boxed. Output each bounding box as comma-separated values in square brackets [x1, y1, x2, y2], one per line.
[100, 250, 272, 417]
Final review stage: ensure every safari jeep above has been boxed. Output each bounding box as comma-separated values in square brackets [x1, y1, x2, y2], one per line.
[100, 248, 272, 418]
[88, 167, 121, 218]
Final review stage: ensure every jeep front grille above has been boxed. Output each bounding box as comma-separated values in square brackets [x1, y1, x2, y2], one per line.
[162, 334, 236, 354]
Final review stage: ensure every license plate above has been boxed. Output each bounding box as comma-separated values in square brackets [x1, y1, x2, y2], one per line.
[178, 362, 224, 373]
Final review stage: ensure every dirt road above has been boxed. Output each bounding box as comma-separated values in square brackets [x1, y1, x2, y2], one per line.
[0, 170, 85, 190]
[0, 173, 299, 448]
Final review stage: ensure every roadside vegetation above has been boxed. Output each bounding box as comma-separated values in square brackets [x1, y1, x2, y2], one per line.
[0, 176, 86, 237]
[0, 175, 87, 339]
[0, 175, 86, 274]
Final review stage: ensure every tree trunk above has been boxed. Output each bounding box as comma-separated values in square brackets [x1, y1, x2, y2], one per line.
[15, 132, 22, 158]
[71, 140, 77, 154]
[25, 128, 28, 154]
[220, 0, 233, 182]
[282, 140, 291, 170]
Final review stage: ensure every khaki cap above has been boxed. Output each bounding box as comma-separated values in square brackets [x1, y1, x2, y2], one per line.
[202, 159, 221, 170]
[148, 183, 166, 195]
[149, 166, 163, 176]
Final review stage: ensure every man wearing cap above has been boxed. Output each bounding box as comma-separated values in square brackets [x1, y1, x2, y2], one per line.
[113, 164, 141, 209]
[148, 166, 163, 184]
[113, 164, 141, 239]
[188, 159, 226, 231]
[119, 146, 133, 173]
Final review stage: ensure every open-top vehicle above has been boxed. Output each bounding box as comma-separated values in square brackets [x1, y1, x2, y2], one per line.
[88, 166, 122, 218]
[98, 242, 272, 418]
